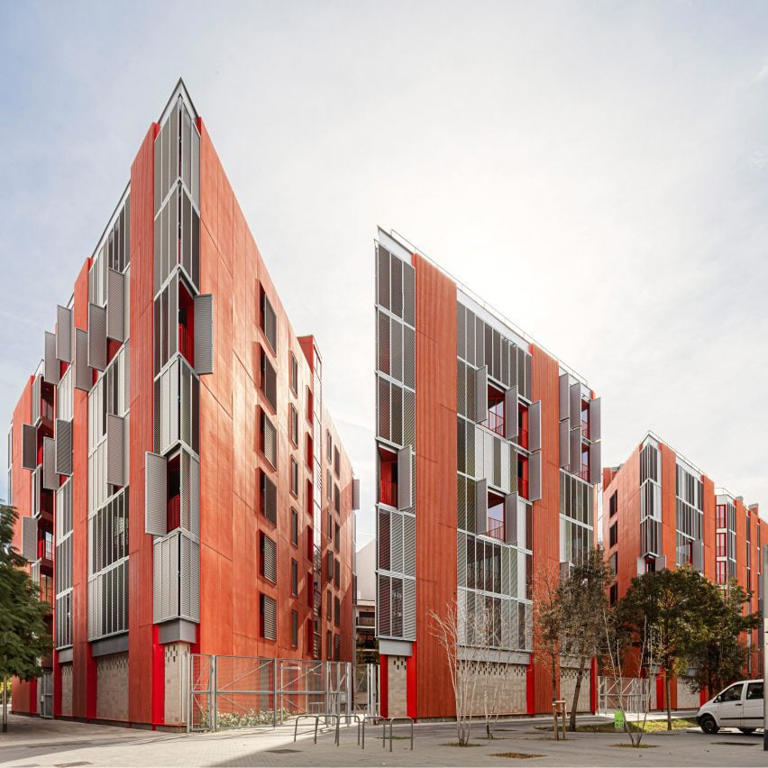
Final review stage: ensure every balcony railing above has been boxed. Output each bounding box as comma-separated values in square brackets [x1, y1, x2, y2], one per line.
[486, 521, 504, 541]
[37, 537, 54, 562]
[486, 410, 504, 437]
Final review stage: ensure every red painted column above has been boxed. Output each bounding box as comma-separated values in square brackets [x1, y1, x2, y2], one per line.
[152, 626, 165, 726]
[379, 654, 388, 718]
[589, 657, 597, 714]
[406, 643, 417, 721]
[526, 654, 535, 715]
[656, 673, 664, 712]
[53, 650, 62, 718]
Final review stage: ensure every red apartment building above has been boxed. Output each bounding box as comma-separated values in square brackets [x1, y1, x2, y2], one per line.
[374, 229, 602, 719]
[603, 432, 766, 708]
[8, 81, 358, 726]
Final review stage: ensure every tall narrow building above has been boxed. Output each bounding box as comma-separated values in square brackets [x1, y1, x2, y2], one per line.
[8, 81, 358, 725]
[373, 229, 602, 718]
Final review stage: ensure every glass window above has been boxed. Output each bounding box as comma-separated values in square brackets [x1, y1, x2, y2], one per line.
[746, 682, 763, 701]
[717, 683, 743, 703]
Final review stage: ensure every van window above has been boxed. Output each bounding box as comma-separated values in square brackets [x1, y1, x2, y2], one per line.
[746, 682, 763, 701]
[717, 684, 742, 703]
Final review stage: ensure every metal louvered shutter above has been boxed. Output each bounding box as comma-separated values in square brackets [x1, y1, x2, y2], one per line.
[56, 306, 72, 362]
[403, 578, 416, 639]
[474, 365, 488, 422]
[88, 304, 107, 371]
[106, 269, 125, 341]
[589, 441, 601, 485]
[106, 415, 124, 486]
[504, 493, 518, 544]
[42, 436, 58, 490]
[504, 385, 519, 440]
[691, 540, 703, 572]
[262, 535, 277, 582]
[44, 331, 59, 384]
[180, 532, 200, 620]
[559, 373, 570, 421]
[559, 419, 570, 469]
[397, 446, 412, 510]
[403, 325, 415, 389]
[189, 453, 200, 536]
[528, 401, 541, 453]
[403, 514, 415, 575]
[74, 329, 91, 391]
[21, 516, 38, 561]
[589, 397, 601, 441]
[145, 452, 168, 536]
[22, 424, 37, 470]
[194, 294, 214, 375]
[153, 533, 179, 622]
[569, 383, 581, 430]
[528, 452, 542, 502]
[352, 478, 360, 510]
[55, 419, 73, 476]
[262, 594, 277, 640]
[402, 261, 415, 327]
[569, 427, 582, 476]
[475, 478, 488, 534]
[377, 574, 391, 636]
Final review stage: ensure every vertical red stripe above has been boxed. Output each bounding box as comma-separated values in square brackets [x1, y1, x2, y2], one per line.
[589, 657, 597, 714]
[53, 650, 62, 718]
[526, 653, 535, 715]
[152, 625, 165, 726]
[406, 644, 417, 720]
[379, 654, 388, 719]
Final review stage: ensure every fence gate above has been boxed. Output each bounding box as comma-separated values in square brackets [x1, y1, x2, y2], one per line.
[354, 663, 379, 715]
[188, 654, 214, 732]
[597, 676, 651, 714]
[39, 671, 53, 719]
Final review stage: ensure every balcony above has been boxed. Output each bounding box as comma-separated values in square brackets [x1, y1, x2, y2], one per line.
[486, 520, 504, 541]
[486, 410, 504, 437]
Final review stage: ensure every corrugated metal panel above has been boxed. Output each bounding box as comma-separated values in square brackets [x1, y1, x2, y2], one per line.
[397, 446, 412, 510]
[145, 451, 168, 536]
[403, 578, 416, 639]
[589, 441, 601, 485]
[56, 306, 72, 362]
[559, 373, 570, 422]
[529, 452, 542, 502]
[403, 513, 416, 576]
[106, 268, 125, 342]
[390, 513, 403, 574]
[402, 261, 415, 327]
[44, 331, 59, 384]
[589, 397, 601, 442]
[194, 294, 214, 375]
[377, 575, 390, 636]
[21, 516, 37, 561]
[55, 419, 73, 476]
[42, 436, 58, 490]
[74, 329, 91, 391]
[559, 419, 570, 469]
[504, 385, 518, 441]
[474, 365, 488, 422]
[504, 493, 518, 544]
[475, 478, 488, 534]
[22, 424, 37, 470]
[528, 400, 541, 453]
[88, 304, 107, 371]
[106, 414, 124, 487]
[403, 325, 415, 389]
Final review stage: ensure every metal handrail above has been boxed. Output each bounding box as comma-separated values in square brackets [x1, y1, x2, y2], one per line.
[383, 716, 414, 752]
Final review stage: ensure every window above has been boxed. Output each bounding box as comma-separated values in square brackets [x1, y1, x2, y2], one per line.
[289, 352, 298, 395]
[334, 596, 340, 627]
[306, 386, 313, 423]
[260, 347, 277, 411]
[746, 682, 763, 701]
[609, 583, 618, 606]
[306, 525, 313, 560]
[326, 552, 333, 583]
[609, 522, 618, 548]
[260, 286, 277, 352]
[260, 410, 277, 467]
[486, 492, 504, 540]
[305, 433, 313, 468]
[716, 504, 726, 529]
[291, 610, 299, 648]
[291, 509, 299, 547]
[326, 630, 332, 660]
[307, 571, 314, 607]
[334, 484, 340, 513]
[609, 491, 617, 518]
[290, 457, 299, 497]
[717, 684, 743, 703]
[487, 385, 504, 436]
[260, 594, 277, 640]
[609, 552, 618, 576]
[291, 558, 299, 596]
[334, 557, 340, 588]
[260, 534, 277, 582]
[306, 480, 313, 517]
[333, 634, 340, 661]
[334, 522, 340, 552]
[326, 589, 332, 617]
[716, 560, 727, 585]
[326, 430, 332, 460]
[260, 471, 277, 525]
[334, 447, 340, 478]
[716, 532, 726, 557]
[288, 404, 298, 447]
[326, 469, 332, 501]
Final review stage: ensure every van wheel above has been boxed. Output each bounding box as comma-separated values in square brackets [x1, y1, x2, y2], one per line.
[738, 728, 755, 735]
[699, 715, 718, 734]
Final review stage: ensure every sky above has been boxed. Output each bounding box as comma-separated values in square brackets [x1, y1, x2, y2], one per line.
[1, 1, 767, 549]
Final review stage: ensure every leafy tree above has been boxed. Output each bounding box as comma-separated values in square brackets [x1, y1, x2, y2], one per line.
[616, 566, 711, 730]
[0, 505, 52, 731]
[686, 579, 759, 696]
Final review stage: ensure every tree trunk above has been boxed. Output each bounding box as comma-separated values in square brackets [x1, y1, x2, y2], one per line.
[665, 670, 672, 731]
[2, 675, 7, 733]
[569, 658, 586, 732]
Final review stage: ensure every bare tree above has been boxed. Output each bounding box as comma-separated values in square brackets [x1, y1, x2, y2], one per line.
[532, 562, 563, 709]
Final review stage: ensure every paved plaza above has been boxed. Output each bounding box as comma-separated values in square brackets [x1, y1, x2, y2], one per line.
[0, 713, 765, 767]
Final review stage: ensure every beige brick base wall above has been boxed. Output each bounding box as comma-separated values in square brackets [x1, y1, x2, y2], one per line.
[387, 656, 408, 717]
[676, 677, 699, 709]
[561, 666, 591, 713]
[461, 661, 528, 716]
[96, 652, 129, 721]
[164, 643, 190, 726]
[60, 663, 73, 716]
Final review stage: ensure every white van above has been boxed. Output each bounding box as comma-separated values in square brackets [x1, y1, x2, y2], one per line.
[696, 679, 764, 734]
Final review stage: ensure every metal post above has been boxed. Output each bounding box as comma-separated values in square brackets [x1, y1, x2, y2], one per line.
[273, 658, 278, 728]
[762, 546, 767, 752]
[211, 656, 218, 732]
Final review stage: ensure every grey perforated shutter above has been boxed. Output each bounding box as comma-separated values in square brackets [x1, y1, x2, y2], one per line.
[569, 427, 582, 475]
[589, 397, 601, 441]
[691, 540, 703, 572]
[504, 385, 518, 441]
[88, 304, 107, 371]
[106, 415, 124, 486]
[190, 454, 200, 536]
[22, 516, 38, 561]
[22, 424, 37, 470]
[528, 401, 541, 453]
[569, 383, 581, 430]
[352, 478, 360, 510]
[474, 365, 488, 422]
[656, 555, 667, 571]
[559, 373, 570, 422]
[44, 331, 59, 384]
[475, 478, 488, 534]
[153, 533, 179, 622]
[559, 419, 570, 469]
[397, 446, 412, 510]
[528, 451, 542, 502]
[74, 329, 91, 391]
[636, 557, 646, 577]
[56, 306, 72, 362]
[145, 451, 168, 536]
[179, 533, 200, 621]
[504, 492, 518, 545]
[194, 294, 214, 375]
[42, 436, 58, 490]
[106, 268, 125, 342]
[589, 441, 601, 485]
[55, 419, 73, 476]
